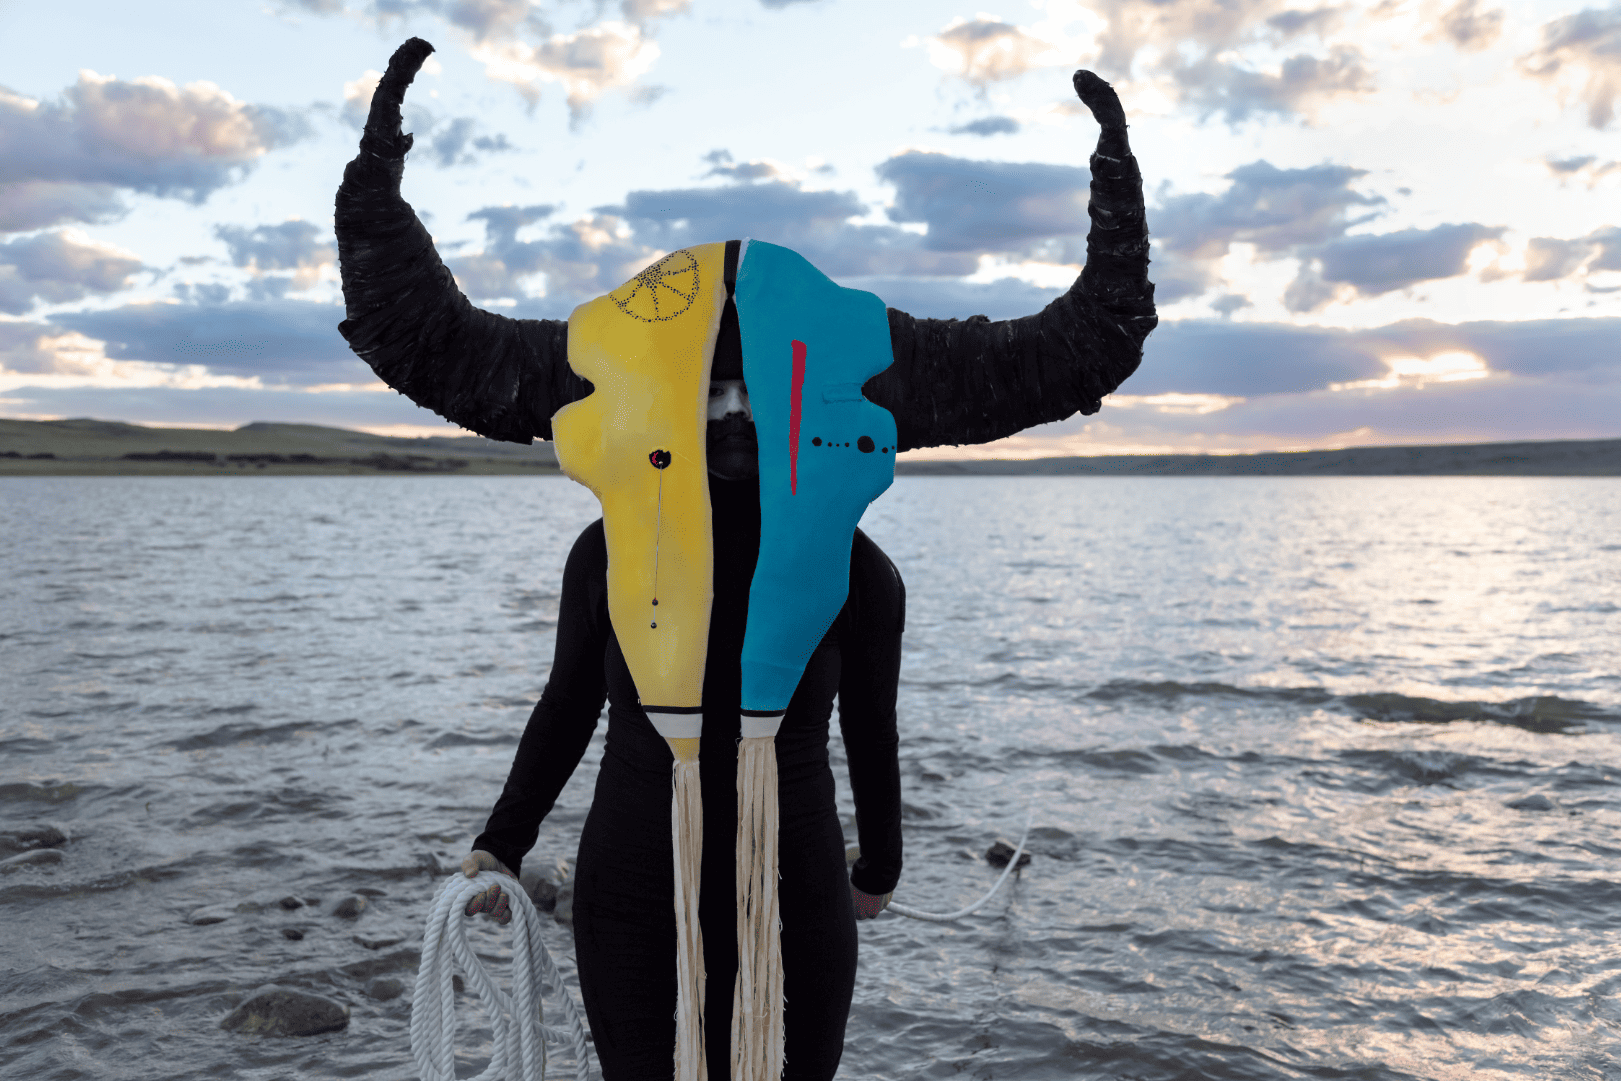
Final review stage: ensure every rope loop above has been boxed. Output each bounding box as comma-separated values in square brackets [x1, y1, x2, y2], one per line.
[887, 809, 1033, 924]
[412, 871, 594, 1081]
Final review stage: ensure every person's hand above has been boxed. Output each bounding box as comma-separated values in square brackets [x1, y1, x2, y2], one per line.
[461, 850, 517, 925]
[852, 885, 893, 921]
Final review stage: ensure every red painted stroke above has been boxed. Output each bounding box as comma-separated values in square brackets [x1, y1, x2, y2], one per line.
[789, 340, 806, 495]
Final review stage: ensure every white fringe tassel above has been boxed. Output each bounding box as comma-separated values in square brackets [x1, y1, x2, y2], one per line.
[731, 736, 784, 1081]
[672, 758, 708, 1081]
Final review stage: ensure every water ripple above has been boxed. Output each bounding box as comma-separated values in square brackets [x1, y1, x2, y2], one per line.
[2, 475, 1619, 1079]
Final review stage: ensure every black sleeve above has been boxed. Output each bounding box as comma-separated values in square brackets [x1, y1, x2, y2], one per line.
[837, 529, 905, 896]
[472, 521, 610, 877]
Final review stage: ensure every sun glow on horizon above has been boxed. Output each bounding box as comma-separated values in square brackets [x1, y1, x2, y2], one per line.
[1330, 351, 1492, 392]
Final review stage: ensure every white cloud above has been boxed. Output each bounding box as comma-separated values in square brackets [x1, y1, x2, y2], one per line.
[1285, 223, 1507, 311]
[1521, 3, 1621, 128]
[469, 20, 660, 114]
[341, 69, 383, 128]
[1434, 0, 1505, 52]
[1171, 44, 1375, 123]
[48, 298, 367, 386]
[620, 0, 690, 22]
[878, 150, 1091, 257]
[0, 327, 263, 392]
[0, 181, 125, 234]
[923, 15, 1067, 85]
[919, 0, 1383, 124]
[214, 220, 336, 295]
[0, 230, 143, 315]
[445, 0, 543, 43]
[1544, 154, 1621, 186]
[302, 0, 689, 114]
[0, 71, 309, 232]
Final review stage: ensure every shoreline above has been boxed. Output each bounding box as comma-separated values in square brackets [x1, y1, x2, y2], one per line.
[3, 417, 1619, 477]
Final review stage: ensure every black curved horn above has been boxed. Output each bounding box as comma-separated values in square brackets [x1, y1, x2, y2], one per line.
[334, 38, 586, 444]
[865, 70, 1158, 453]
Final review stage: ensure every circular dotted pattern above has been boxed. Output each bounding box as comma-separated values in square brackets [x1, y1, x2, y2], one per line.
[610, 250, 699, 322]
[809, 435, 890, 453]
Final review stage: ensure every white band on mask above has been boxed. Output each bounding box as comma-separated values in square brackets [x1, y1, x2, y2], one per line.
[739, 712, 783, 739]
[645, 710, 703, 740]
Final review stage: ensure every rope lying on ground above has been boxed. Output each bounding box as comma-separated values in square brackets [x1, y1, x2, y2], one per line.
[413, 871, 594, 1081]
[887, 810, 1033, 923]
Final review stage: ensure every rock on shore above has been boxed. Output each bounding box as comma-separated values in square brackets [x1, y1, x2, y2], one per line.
[518, 857, 572, 920]
[519, 868, 559, 912]
[985, 840, 1032, 869]
[188, 904, 235, 926]
[219, 985, 350, 1037]
[332, 895, 367, 919]
[0, 824, 69, 854]
[366, 977, 405, 1002]
[0, 848, 65, 872]
[353, 934, 406, 951]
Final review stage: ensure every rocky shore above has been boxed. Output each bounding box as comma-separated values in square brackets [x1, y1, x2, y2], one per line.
[172, 856, 584, 1040]
[1, 824, 585, 1046]
[2, 822, 1025, 1047]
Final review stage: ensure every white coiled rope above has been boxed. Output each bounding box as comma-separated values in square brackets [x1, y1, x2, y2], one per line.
[887, 809, 1032, 923]
[413, 812, 1030, 1077]
[413, 871, 594, 1081]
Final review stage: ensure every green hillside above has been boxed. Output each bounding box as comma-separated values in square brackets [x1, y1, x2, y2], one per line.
[0, 418, 559, 475]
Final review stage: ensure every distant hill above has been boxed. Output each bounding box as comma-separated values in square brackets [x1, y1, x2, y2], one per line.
[898, 438, 1621, 476]
[0, 418, 558, 475]
[1, 418, 1617, 476]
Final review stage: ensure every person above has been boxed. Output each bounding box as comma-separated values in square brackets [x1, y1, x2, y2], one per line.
[334, 35, 1155, 1080]
[457, 357, 905, 1081]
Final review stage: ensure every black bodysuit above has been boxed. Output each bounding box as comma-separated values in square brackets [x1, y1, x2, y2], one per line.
[474, 476, 905, 1080]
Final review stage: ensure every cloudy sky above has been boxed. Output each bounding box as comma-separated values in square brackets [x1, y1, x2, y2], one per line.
[2, 0, 1617, 456]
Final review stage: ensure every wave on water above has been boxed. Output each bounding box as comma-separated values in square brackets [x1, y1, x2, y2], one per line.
[6, 476, 1619, 1081]
[163, 718, 361, 752]
[1085, 679, 1618, 732]
[422, 730, 521, 750]
[0, 781, 87, 804]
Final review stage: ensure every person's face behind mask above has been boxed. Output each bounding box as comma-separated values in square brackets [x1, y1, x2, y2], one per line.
[706, 380, 757, 481]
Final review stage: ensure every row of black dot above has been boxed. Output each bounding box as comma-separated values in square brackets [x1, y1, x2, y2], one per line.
[811, 436, 889, 454]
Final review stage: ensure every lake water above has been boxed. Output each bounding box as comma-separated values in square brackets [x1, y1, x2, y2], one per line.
[3, 475, 1620, 1081]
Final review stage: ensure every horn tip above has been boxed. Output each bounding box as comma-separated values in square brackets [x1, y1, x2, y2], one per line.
[1072, 70, 1127, 130]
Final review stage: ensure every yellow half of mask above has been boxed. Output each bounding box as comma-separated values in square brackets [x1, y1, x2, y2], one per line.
[552, 243, 727, 765]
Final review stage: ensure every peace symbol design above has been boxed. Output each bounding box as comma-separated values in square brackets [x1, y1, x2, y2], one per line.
[610, 250, 700, 322]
